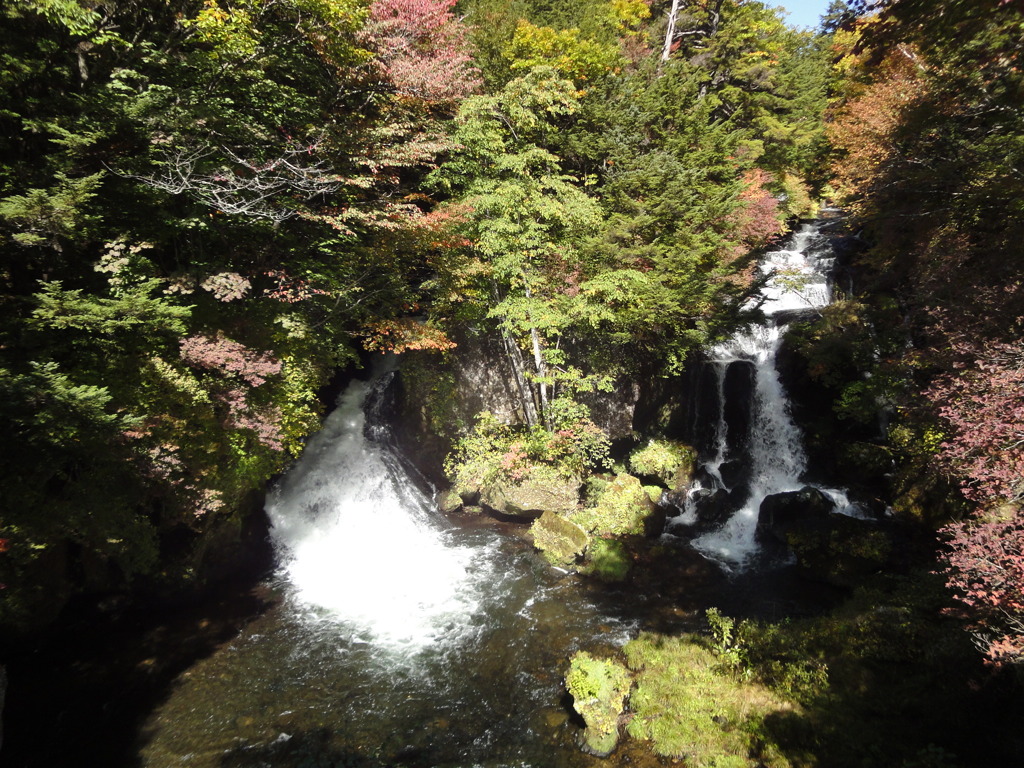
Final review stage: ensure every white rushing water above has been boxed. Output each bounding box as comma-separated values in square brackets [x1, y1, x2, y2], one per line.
[686, 222, 858, 567]
[265, 373, 490, 652]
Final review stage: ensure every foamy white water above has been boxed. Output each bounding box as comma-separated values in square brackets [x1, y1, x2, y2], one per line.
[691, 325, 807, 564]
[265, 376, 489, 651]
[754, 223, 833, 317]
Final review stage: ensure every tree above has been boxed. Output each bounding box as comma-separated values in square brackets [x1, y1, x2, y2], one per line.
[431, 67, 605, 425]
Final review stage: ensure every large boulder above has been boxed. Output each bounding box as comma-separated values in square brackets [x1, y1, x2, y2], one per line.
[566, 651, 632, 757]
[480, 467, 580, 518]
[756, 486, 835, 545]
[530, 511, 589, 567]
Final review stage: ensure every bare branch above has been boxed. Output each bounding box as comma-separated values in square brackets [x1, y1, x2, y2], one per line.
[121, 141, 344, 221]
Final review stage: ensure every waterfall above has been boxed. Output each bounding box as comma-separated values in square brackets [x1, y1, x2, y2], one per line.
[265, 369, 491, 652]
[676, 222, 859, 567]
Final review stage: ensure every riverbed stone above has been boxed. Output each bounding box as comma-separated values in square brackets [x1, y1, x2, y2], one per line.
[566, 651, 632, 757]
[530, 511, 590, 567]
[480, 466, 580, 518]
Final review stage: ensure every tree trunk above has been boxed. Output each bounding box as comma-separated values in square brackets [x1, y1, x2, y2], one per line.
[661, 0, 682, 63]
[523, 282, 550, 428]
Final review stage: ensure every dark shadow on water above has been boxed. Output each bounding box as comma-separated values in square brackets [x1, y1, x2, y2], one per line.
[217, 727, 382, 768]
[0, 577, 277, 768]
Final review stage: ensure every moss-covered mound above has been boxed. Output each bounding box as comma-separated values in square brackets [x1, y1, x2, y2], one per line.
[623, 633, 797, 767]
[570, 473, 657, 537]
[566, 651, 632, 756]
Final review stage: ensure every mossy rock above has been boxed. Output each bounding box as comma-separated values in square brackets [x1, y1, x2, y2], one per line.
[581, 538, 631, 582]
[566, 651, 632, 757]
[628, 439, 697, 491]
[570, 473, 656, 537]
[436, 489, 463, 514]
[530, 511, 589, 568]
[479, 465, 580, 518]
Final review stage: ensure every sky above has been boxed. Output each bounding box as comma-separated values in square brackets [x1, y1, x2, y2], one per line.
[775, 0, 833, 29]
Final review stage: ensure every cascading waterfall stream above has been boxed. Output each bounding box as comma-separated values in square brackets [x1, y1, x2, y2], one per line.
[679, 221, 859, 568]
[265, 372, 488, 651]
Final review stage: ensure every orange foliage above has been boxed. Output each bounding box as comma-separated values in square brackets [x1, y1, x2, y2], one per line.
[362, 318, 457, 353]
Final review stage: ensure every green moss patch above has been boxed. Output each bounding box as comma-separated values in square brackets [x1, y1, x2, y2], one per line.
[582, 537, 631, 582]
[623, 633, 797, 767]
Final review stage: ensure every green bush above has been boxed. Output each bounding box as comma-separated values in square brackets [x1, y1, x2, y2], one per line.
[628, 439, 696, 488]
[570, 473, 654, 536]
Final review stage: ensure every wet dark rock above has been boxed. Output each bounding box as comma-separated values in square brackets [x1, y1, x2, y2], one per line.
[690, 488, 735, 531]
[756, 486, 836, 545]
[723, 360, 756, 457]
[718, 459, 750, 490]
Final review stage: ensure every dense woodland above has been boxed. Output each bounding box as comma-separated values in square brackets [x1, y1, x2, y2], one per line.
[1, 0, 1023, 764]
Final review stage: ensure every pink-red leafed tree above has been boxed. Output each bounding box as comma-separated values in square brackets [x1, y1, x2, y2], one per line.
[928, 338, 1024, 666]
[363, 0, 480, 103]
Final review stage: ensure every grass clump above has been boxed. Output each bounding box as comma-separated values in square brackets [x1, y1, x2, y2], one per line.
[623, 632, 797, 767]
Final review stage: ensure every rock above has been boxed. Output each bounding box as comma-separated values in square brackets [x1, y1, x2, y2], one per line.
[756, 486, 835, 545]
[436, 488, 463, 514]
[717, 459, 750, 491]
[566, 651, 632, 757]
[690, 487, 736, 531]
[571, 473, 657, 537]
[480, 467, 580, 518]
[627, 439, 697, 491]
[530, 511, 590, 567]
[723, 360, 756, 457]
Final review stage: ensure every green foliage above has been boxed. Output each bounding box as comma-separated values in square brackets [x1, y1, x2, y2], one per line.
[445, 406, 612, 495]
[508, 20, 622, 84]
[628, 438, 696, 488]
